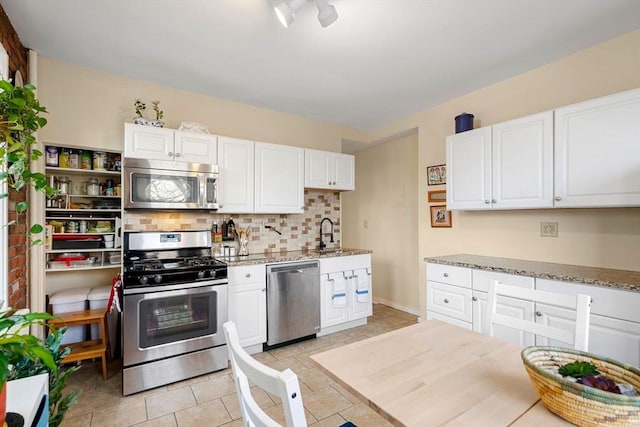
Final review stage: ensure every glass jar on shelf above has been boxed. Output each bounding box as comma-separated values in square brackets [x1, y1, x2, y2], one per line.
[86, 177, 100, 196]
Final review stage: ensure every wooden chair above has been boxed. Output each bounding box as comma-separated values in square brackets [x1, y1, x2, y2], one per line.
[223, 321, 307, 427]
[486, 280, 591, 351]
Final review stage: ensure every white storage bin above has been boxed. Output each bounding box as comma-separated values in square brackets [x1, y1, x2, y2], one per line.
[50, 288, 90, 345]
[87, 285, 118, 359]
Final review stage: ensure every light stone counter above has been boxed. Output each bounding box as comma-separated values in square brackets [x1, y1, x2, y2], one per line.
[425, 254, 640, 293]
[222, 248, 372, 267]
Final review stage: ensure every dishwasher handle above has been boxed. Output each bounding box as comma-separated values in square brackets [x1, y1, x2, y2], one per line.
[267, 261, 319, 274]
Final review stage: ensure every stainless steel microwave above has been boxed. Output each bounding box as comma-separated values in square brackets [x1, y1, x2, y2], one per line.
[123, 158, 219, 210]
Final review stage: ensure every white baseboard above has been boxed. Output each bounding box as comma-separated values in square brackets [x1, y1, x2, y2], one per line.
[372, 297, 421, 317]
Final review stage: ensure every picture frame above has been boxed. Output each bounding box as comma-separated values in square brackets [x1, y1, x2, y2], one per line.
[430, 205, 452, 228]
[427, 164, 446, 185]
[427, 190, 446, 203]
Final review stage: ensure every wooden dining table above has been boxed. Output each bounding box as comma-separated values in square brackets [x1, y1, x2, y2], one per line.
[311, 319, 572, 426]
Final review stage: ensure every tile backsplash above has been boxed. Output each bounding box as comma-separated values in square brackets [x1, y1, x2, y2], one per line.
[124, 189, 341, 254]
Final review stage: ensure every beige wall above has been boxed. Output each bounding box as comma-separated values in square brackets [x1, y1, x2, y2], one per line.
[36, 57, 368, 152]
[34, 30, 640, 315]
[342, 132, 419, 314]
[361, 29, 640, 319]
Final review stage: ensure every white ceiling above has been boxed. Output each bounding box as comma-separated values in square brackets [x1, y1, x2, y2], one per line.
[2, 0, 640, 132]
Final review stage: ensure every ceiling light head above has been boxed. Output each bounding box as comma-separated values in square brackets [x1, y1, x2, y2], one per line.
[274, 0, 307, 28]
[315, 0, 338, 28]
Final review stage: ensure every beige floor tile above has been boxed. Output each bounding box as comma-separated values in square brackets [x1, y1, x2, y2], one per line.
[340, 403, 395, 427]
[297, 366, 335, 391]
[221, 386, 275, 420]
[302, 386, 355, 421]
[89, 397, 148, 427]
[309, 413, 349, 426]
[132, 414, 177, 427]
[59, 412, 92, 427]
[219, 419, 244, 427]
[174, 399, 232, 427]
[146, 386, 197, 420]
[190, 374, 237, 404]
[264, 355, 308, 373]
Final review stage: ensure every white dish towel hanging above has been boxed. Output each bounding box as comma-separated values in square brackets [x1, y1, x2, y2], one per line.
[355, 269, 370, 303]
[330, 274, 347, 308]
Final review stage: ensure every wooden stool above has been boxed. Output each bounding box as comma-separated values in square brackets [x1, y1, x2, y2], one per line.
[48, 309, 108, 380]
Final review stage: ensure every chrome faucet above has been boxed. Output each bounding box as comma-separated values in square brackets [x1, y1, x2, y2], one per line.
[319, 217, 334, 250]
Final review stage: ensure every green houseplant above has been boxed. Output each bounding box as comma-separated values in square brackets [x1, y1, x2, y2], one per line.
[0, 309, 57, 425]
[0, 79, 55, 244]
[0, 79, 79, 424]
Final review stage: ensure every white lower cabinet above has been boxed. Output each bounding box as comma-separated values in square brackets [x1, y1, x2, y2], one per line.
[472, 290, 535, 346]
[536, 279, 640, 366]
[426, 262, 640, 365]
[425, 263, 473, 328]
[228, 264, 267, 351]
[319, 255, 372, 334]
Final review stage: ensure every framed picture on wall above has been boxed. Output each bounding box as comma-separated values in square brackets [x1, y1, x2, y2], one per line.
[427, 190, 446, 203]
[427, 164, 446, 185]
[430, 205, 452, 228]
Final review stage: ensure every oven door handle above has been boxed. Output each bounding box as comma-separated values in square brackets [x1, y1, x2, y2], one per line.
[123, 279, 228, 295]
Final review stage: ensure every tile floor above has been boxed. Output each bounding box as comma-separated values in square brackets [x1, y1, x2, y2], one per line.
[60, 304, 418, 427]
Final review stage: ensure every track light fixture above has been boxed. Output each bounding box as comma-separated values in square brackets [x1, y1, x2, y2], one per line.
[274, 0, 339, 28]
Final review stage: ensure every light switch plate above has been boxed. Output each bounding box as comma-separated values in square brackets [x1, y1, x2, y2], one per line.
[540, 222, 558, 237]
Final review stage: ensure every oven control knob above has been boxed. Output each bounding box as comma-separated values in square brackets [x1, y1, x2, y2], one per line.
[153, 275, 162, 284]
[197, 271, 206, 279]
[139, 276, 149, 286]
[209, 270, 217, 278]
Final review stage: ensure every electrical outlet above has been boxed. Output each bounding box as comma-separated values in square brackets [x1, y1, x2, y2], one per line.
[540, 222, 558, 237]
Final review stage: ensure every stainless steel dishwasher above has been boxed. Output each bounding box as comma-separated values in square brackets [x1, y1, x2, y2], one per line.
[266, 261, 320, 348]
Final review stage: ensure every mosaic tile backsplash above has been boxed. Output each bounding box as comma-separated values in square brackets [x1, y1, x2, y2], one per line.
[124, 189, 341, 254]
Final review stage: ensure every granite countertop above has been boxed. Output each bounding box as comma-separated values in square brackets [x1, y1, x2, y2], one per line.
[221, 248, 372, 267]
[425, 254, 640, 293]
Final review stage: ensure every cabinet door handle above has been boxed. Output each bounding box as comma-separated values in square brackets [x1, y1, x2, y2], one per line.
[245, 273, 251, 278]
[444, 298, 450, 304]
[555, 196, 561, 201]
[491, 199, 497, 203]
[472, 296, 477, 301]
[484, 200, 490, 204]
[168, 152, 174, 157]
[261, 288, 266, 292]
[535, 311, 542, 317]
[443, 273, 449, 278]
[175, 152, 181, 157]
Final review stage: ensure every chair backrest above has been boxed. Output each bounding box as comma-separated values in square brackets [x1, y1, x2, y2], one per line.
[486, 281, 591, 351]
[223, 321, 308, 427]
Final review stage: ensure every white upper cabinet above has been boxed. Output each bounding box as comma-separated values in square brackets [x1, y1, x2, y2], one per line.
[554, 88, 640, 207]
[492, 112, 553, 209]
[217, 136, 254, 213]
[254, 142, 304, 213]
[446, 127, 492, 210]
[124, 123, 217, 164]
[447, 112, 553, 210]
[174, 130, 218, 164]
[305, 149, 355, 190]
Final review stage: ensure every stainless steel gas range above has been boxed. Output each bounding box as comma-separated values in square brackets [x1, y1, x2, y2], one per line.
[121, 230, 228, 395]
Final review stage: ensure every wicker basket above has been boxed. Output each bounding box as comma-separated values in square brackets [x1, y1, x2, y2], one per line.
[521, 346, 640, 426]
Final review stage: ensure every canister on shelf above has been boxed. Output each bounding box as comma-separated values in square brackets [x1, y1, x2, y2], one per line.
[80, 150, 92, 169]
[45, 146, 59, 167]
[57, 176, 71, 195]
[59, 148, 70, 168]
[68, 150, 80, 169]
[79, 220, 87, 233]
[93, 151, 107, 170]
[86, 178, 100, 196]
